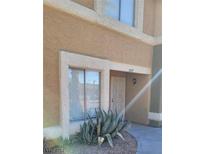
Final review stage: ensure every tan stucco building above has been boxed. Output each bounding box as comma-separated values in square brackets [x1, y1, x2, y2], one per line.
[44, 0, 162, 139]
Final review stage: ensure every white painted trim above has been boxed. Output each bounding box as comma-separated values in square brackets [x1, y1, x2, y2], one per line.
[43, 126, 62, 139]
[60, 52, 69, 138]
[154, 36, 162, 45]
[135, 0, 144, 32]
[60, 51, 110, 138]
[110, 61, 151, 74]
[44, 0, 161, 45]
[148, 112, 162, 121]
[94, 0, 103, 15]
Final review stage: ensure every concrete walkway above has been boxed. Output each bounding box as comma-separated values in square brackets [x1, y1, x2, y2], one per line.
[126, 123, 162, 154]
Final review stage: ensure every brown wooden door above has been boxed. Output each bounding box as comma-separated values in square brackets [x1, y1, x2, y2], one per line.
[110, 76, 126, 115]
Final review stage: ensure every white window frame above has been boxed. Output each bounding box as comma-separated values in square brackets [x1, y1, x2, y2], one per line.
[60, 51, 110, 138]
[94, 0, 144, 32]
[135, 0, 144, 32]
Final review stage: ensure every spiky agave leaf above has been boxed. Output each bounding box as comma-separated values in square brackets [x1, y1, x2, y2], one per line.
[102, 110, 108, 122]
[107, 121, 117, 134]
[97, 119, 101, 136]
[105, 134, 113, 148]
[117, 132, 125, 141]
[116, 114, 124, 124]
[111, 127, 119, 138]
[98, 108, 105, 123]
[82, 123, 87, 143]
[90, 121, 96, 142]
[87, 114, 95, 127]
[101, 114, 112, 135]
[118, 121, 128, 132]
[107, 111, 118, 134]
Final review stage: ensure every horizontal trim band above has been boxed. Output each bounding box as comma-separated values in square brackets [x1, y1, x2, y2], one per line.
[61, 51, 151, 74]
[148, 112, 162, 121]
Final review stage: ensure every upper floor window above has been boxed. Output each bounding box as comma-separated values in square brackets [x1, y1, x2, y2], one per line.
[103, 0, 135, 26]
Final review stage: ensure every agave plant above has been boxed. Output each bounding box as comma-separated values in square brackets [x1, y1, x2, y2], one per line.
[77, 117, 98, 144]
[77, 108, 127, 147]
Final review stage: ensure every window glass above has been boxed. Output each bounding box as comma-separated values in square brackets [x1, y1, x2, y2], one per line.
[69, 68, 85, 121]
[120, 0, 135, 26]
[104, 0, 120, 20]
[85, 71, 100, 117]
[103, 0, 135, 26]
[69, 68, 100, 121]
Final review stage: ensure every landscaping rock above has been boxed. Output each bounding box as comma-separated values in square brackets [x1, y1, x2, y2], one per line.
[63, 131, 137, 154]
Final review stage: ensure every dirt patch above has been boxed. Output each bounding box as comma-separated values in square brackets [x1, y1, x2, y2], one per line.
[44, 131, 137, 154]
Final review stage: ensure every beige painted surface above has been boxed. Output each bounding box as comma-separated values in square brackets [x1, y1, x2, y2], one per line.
[110, 76, 126, 114]
[44, 5, 152, 67]
[110, 61, 151, 74]
[72, 0, 94, 9]
[143, 0, 155, 36]
[44, 46, 60, 127]
[110, 70, 126, 78]
[143, 0, 162, 36]
[44, 5, 153, 127]
[125, 73, 151, 124]
[154, 0, 162, 36]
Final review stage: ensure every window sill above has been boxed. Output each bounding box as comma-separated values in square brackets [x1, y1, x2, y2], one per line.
[44, 0, 161, 46]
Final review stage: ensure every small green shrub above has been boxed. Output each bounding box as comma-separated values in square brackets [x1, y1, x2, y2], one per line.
[76, 108, 128, 147]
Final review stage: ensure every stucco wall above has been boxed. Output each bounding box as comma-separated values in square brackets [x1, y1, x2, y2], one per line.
[144, 0, 162, 36]
[150, 44, 162, 113]
[72, 0, 94, 9]
[125, 73, 151, 124]
[154, 0, 162, 36]
[149, 44, 162, 127]
[44, 5, 153, 127]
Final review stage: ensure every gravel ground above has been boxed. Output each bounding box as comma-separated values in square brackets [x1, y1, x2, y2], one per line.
[44, 131, 137, 154]
[63, 131, 137, 154]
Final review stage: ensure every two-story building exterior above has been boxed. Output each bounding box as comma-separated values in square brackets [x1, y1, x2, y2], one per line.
[43, 0, 162, 139]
